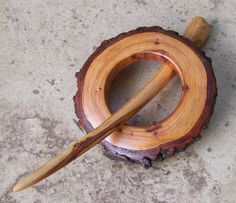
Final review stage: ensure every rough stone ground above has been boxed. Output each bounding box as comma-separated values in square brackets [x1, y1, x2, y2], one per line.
[0, 0, 236, 202]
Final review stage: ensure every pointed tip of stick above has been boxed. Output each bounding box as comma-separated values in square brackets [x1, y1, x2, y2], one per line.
[13, 176, 35, 192]
[12, 183, 23, 192]
[12, 175, 32, 192]
[12, 144, 77, 192]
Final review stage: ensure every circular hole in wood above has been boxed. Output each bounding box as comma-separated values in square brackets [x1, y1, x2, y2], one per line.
[108, 60, 182, 126]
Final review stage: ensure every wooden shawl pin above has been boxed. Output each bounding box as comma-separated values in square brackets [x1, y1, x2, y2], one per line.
[13, 16, 215, 192]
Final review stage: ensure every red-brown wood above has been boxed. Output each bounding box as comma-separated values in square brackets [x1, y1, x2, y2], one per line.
[13, 17, 217, 193]
[74, 25, 217, 167]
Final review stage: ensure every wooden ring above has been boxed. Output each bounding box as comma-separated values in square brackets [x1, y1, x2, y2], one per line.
[74, 27, 217, 167]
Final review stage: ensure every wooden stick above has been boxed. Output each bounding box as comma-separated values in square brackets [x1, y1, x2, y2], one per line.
[13, 16, 209, 192]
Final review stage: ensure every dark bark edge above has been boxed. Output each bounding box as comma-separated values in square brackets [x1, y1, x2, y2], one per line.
[73, 26, 217, 168]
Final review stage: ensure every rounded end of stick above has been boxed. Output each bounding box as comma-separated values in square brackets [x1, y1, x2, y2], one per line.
[184, 16, 209, 47]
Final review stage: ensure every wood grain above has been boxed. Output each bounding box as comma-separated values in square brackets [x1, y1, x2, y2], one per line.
[13, 17, 216, 191]
[75, 17, 216, 166]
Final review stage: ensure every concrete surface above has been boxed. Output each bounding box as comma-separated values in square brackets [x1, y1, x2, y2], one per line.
[0, 0, 236, 202]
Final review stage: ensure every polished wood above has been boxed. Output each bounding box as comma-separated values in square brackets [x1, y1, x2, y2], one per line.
[75, 17, 216, 165]
[13, 17, 216, 192]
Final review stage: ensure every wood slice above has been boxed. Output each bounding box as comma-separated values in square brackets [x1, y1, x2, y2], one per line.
[74, 26, 217, 168]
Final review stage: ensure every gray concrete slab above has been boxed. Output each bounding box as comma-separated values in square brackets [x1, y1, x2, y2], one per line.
[0, 0, 235, 202]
